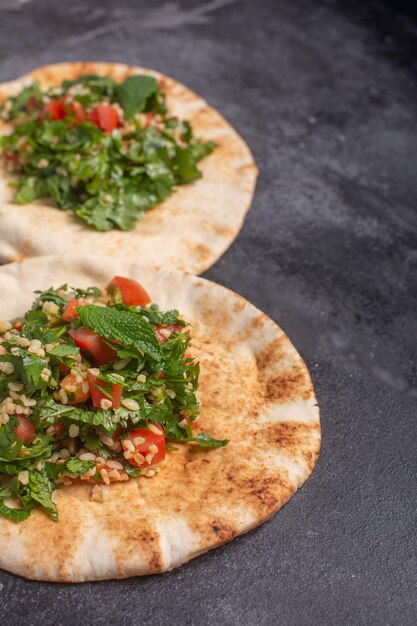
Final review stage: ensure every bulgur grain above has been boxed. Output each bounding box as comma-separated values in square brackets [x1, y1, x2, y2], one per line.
[121, 398, 139, 411]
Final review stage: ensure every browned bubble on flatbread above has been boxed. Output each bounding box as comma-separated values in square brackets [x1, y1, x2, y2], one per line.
[0, 255, 320, 582]
[0, 62, 258, 275]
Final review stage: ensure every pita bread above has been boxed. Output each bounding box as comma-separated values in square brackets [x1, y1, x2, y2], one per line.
[0, 62, 258, 274]
[0, 255, 320, 582]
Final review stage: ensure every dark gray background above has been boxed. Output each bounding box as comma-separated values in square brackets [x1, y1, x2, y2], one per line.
[0, 1, 416, 624]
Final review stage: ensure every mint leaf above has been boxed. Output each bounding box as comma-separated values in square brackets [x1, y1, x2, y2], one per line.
[116, 75, 158, 118]
[77, 305, 161, 360]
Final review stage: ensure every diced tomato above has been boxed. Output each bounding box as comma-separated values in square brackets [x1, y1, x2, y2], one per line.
[3, 150, 20, 168]
[60, 373, 90, 404]
[154, 324, 183, 343]
[96, 104, 119, 133]
[126, 424, 165, 468]
[40, 98, 66, 121]
[26, 97, 41, 111]
[69, 327, 117, 365]
[62, 298, 84, 322]
[108, 276, 151, 306]
[40, 97, 86, 124]
[87, 373, 122, 409]
[13, 321, 23, 331]
[38, 97, 118, 133]
[54, 421, 65, 438]
[15, 415, 36, 444]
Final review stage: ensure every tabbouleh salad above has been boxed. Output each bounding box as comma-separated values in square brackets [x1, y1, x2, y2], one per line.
[0, 73, 215, 231]
[0, 275, 227, 522]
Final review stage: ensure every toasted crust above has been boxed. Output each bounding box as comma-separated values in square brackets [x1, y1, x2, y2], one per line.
[0, 62, 258, 274]
[0, 255, 320, 582]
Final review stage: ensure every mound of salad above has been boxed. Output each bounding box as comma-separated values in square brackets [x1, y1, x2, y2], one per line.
[0, 276, 227, 522]
[0, 74, 214, 231]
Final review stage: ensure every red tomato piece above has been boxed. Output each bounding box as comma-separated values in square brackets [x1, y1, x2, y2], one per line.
[69, 327, 117, 365]
[54, 421, 65, 438]
[96, 104, 119, 133]
[26, 97, 41, 111]
[87, 373, 122, 409]
[154, 324, 183, 344]
[40, 99, 65, 121]
[15, 415, 36, 444]
[126, 424, 166, 468]
[62, 298, 84, 322]
[3, 150, 20, 169]
[60, 373, 90, 404]
[108, 276, 151, 306]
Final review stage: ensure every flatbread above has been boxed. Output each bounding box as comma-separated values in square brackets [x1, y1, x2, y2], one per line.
[0, 255, 320, 582]
[0, 62, 258, 274]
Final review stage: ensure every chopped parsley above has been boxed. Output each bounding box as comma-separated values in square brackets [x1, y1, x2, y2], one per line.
[0, 74, 215, 231]
[0, 277, 227, 522]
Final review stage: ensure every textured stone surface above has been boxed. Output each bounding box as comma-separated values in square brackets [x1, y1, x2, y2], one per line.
[0, 0, 416, 624]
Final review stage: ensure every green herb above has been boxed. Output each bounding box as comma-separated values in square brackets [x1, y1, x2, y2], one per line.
[48, 344, 80, 358]
[2, 351, 48, 393]
[0, 419, 19, 461]
[62, 457, 96, 476]
[123, 465, 141, 478]
[116, 75, 158, 118]
[194, 433, 229, 447]
[37, 400, 116, 435]
[7, 83, 42, 116]
[17, 469, 58, 522]
[0, 500, 31, 522]
[138, 307, 184, 326]
[17, 434, 54, 460]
